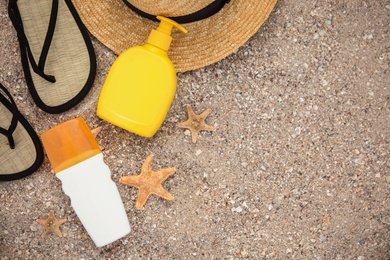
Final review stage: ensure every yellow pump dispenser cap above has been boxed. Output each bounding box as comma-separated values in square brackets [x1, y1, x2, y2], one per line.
[41, 117, 101, 173]
[147, 16, 187, 52]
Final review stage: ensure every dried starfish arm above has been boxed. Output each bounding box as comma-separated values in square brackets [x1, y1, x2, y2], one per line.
[136, 189, 152, 209]
[91, 126, 102, 138]
[152, 185, 174, 200]
[155, 167, 176, 182]
[141, 154, 154, 172]
[120, 175, 142, 188]
[199, 108, 211, 118]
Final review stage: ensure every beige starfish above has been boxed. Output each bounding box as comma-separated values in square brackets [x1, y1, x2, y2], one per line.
[119, 155, 176, 209]
[178, 104, 215, 143]
[37, 210, 67, 238]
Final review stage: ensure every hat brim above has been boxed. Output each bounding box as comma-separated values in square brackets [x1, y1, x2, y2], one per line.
[72, 0, 277, 72]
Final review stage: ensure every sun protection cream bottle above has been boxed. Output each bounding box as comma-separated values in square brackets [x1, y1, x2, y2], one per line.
[96, 16, 187, 137]
[40, 117, 130, 247]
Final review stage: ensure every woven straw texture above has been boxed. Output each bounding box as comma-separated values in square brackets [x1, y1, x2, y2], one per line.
[0, 105, 35, 175]
[71, 0, 277, 72]
[18, 0, 90, 106]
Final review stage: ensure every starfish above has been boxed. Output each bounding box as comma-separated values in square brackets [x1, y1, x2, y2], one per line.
[178, 104, 215, 143]
[36, 210, 67, 238]
[119, 155, 176, 209]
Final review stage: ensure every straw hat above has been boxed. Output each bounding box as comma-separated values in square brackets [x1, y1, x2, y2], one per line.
[72, 0, 277, 72]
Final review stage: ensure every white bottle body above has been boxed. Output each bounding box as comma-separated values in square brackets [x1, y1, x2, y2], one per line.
[56, 153, 130, 247]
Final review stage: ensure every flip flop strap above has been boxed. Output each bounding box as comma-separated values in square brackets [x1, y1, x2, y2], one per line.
[8, 0, 59, 83]
[0, 84, 20, 149]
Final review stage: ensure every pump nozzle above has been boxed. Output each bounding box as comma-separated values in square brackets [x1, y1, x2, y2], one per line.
[147, 16, 187, 52]
[156, 16, 187, 34]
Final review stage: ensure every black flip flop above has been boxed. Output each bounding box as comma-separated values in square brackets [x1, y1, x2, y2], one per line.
[8, 0, 96, 113]
[0, 83, 44, 181]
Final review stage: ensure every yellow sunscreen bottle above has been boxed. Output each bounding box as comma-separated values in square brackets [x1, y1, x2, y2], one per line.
[97, 16, 187, 137]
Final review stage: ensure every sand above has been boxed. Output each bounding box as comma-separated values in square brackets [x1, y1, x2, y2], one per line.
[0, 0, 389, 259]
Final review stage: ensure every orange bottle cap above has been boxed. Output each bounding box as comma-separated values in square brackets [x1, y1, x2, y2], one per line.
[41, 117, 101, 173]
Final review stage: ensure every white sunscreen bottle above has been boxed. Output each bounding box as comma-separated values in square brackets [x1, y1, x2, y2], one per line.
[41, 117, 130, 247]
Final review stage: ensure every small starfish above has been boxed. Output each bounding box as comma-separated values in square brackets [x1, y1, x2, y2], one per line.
[36, 210, 67, 238]
[178, 104, 215, 143]
[119, 155, 176, 209]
